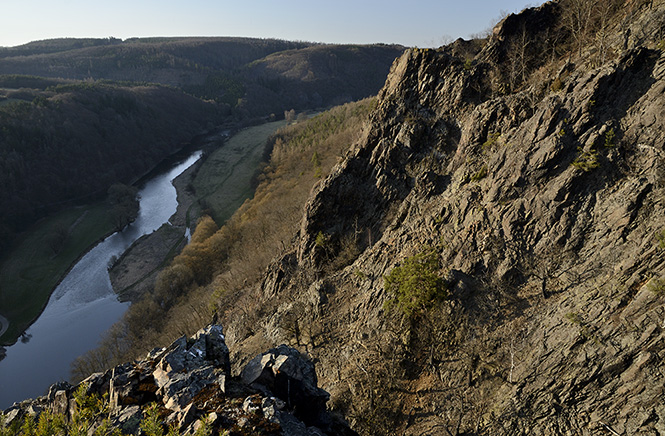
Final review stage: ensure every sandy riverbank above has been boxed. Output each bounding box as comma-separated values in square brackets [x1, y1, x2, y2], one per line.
[108, 162, 199, 302]
[108, 120, 285, 302]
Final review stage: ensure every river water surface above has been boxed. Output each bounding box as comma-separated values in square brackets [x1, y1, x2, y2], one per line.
[0, 151, 202, 409]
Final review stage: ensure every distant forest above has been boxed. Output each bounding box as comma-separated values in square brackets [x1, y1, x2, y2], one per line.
[0, 37, 403, 255]
[0, 37, 403, 115]
[0, 78, 220, 252]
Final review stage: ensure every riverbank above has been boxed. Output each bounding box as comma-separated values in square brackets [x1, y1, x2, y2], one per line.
[0, 204, 116, 346]
[0, 130, 218, 346]
[0, 314, 9, 338]
[107, 139, 207, 302]
[107, 120, 285, 301]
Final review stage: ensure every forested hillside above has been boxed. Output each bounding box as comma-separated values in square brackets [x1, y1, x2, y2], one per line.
[0, 79, 220, 254]
[0, 38, 311, 84]
[240, 44, 402, 115]
[0, 38, 403, 116]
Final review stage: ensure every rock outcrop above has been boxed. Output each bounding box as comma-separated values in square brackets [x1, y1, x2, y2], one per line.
[2, 325, 354, 436]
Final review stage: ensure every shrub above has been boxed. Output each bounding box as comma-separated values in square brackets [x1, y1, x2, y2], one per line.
[565, 312, 582, 324]
[141, 403, 171, 436]
[0, 385, 116, 436]
[383, 249, 447, 316]
[189, 215, 218, 244]
[604, 128, 616, 148]
[550, 77, 563, 92]
[647, 277, 665, 295]
[483, 132, 501, 149]
[154, 264, 195, 308]
[471, 165, 488, 182]
[655, 227, 665, 249]
[35, 410, 65, 436]
[315, 231, 330, 248]
[571, 147, 599, 171]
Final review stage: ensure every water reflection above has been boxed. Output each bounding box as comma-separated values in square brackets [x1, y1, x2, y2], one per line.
[0, 151, 201, 409]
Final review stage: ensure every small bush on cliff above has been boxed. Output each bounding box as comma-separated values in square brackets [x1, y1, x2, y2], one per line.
[470, 164, 488, 182]
[571, 146, 599, 172]
[647, 277, 665, 295]
[141, 403, 178, 436]
[383, 249, 447, 316]
[656, 227, 665, 249]
[0, 385, 117, 436]
[604, 128, 616, 148]
[70, 385, 119, 436]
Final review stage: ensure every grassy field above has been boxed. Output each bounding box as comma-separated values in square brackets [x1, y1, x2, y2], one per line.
[0, 203, 115, 345]
[191, 120, 286, 225]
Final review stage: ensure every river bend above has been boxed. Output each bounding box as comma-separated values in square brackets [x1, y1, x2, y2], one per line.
[0, 151, 201, 409]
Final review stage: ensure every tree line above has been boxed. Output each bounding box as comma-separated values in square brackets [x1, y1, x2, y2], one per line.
[0, 81, 220, 255]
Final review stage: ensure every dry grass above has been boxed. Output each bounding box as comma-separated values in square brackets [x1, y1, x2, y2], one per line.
[71, 98, 376, 380]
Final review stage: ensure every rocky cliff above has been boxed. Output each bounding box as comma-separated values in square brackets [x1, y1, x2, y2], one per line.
[226, 0, 665, 434]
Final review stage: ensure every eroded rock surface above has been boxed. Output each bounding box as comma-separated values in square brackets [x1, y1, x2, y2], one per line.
[237, 2, 665, 435]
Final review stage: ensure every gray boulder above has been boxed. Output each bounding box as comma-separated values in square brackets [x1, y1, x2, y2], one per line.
[241, 345, 330, 427]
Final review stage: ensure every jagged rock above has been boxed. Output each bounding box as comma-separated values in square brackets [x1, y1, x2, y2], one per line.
[193, 324, 231, 372]
[261, 396, 286, 420]
[243, 395, 262, 414]
[149, 325, 231, 412]
[46, 381, 72, 401]
[109, 363, 157, 410]
[176, 403, 198, 432]
[3, 324, 350, 435]
[156, 366, 219, 411]
[241, 345, 331, 429]
[50, 390, 70, 418]
[79, 372, 109, 398]
[23, 404, 42, 417]
[45, 381, 73, 418]
[233, 2, 665, 435]
[3, 408, 22, 426]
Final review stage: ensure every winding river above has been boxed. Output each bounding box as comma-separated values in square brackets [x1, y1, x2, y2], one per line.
[0, 151, 202, 409]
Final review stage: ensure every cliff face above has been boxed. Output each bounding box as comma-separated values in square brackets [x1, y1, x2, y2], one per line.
[240, 1, 665, 434]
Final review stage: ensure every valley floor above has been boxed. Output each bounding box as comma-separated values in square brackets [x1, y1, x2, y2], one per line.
[108, 120, 286, 300]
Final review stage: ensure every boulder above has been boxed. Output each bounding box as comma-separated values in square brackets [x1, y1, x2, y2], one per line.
[150, 325, 230, 411]
[240, 345, 330, 426]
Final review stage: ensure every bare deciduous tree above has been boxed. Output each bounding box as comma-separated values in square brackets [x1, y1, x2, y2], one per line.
[563, 0, 596, 58]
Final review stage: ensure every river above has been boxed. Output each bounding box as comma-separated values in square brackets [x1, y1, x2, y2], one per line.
[0, 151, 202, 409]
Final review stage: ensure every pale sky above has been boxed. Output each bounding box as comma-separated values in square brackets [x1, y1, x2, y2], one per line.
[0, 0, 539, 48]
